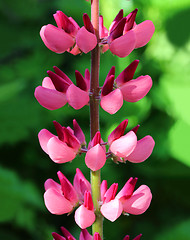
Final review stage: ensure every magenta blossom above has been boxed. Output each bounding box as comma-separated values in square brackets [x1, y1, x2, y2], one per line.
[40, 11, 97, 54]
[100, 60, 153, 114]
[99, 9, 155, 57]
[38, 120, 85, 164]
[108, 119, 155, 163]
[85, 132, 107, 171]
[52, 227, 142, 240]
[44, 169, 95, 228]
[34, 66, 90, 110]
[100, 178, 152, 222]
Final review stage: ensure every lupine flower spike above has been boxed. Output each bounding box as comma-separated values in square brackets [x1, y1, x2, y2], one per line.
[40, 11, 97, 54]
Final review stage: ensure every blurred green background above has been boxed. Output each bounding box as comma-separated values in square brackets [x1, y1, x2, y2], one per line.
[0, 0, 190, 239]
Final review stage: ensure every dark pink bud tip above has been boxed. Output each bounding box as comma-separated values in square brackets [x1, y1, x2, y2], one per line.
[83, 13, 95, 34]
[75, 70, 88, 91]
[94, 232, 102, 240]
[101, 75, 115, 96]
[133, 234, 142, 240]
[123, 235, 130, 240]
[47, 70, 70, 92]
[116, 60, 139, 86]
[53, 66, 73, 85]
[73, 119, 86, 145]
[109, 9, 124, 32]
[104, 183, 118, 203]
[84, 191, 94, 210]
[109, 18, 126, 42]
[52, 232, 66, 240]
[91, 131, 101, 146]
[108, 119, 128, 144]
[131, 125, 140, 134]
[53, 121, 64, 141]
[60, 226, 76, 240]
[125, 8, 138, 31]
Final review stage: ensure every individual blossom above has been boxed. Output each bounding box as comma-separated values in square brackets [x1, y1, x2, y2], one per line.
[108, 119, 155, 163]
[40, 11, 97, 54]
[44, 170, 95, 228]
[99, 9, 155, 57]
[52, 227, 142, 240]
[38, 120, 85, 163]
[100, 60, 153, 114]
[100, 177, 152, 222]
[34, 66, 90, 110]
[85, 132, 107, 171]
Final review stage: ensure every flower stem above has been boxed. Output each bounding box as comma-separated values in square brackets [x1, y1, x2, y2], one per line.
[90, 0, 103, 238]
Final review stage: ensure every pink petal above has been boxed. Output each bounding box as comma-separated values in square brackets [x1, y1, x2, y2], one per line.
[52, 232, 66, 240]
[80, 229, 93, 240]
[133, 20, 155, 48]
[100, 89, 123, 114]
[110, 131, 137, 158]
[47, 136, 76, 163]
[44, 178, 61, 192]
[116, 177, 138, 201]
[66, 84, 89, 109]
[103, 183, 118, 203]
[123, 185, 152, 215]
[85, 144, 106, 171]
[99, 15, 109, 39]
[120, 75, 152, 102]
[94, 233, 102, 240]
[108, 119, 128, 145]
[73, 119, 86, 145]
[74, 205, 95, 229]
[76, 26, 97, 53]
[44, 188, 73, 215]
[127, 135, 155, 163]
[101, 180, 108, 201]
[38, 129, 54, 154]
[42, 77, 55, 89]
[133, 234, 142, 240]
[109, 30, 136, 58]
[34, 86, 67, 110]
[100, 198, 123, 222]
[40, 24, 75, 53]
[60, 226, 76, 240]
[69, 44, 81, 55]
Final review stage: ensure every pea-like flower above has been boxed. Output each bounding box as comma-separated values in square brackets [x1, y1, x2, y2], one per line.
[38, 120, 85, 164]
[40, 11, 97, 54]
[100, 60, 153, 114]
[99, 9, 155, 57]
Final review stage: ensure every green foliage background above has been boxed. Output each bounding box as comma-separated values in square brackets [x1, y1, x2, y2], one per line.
[0, 0, 190, 239]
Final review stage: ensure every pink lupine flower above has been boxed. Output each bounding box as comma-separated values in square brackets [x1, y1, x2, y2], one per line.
[66, 69, 90, 109]
[40, 11, 97, 54]
[85, 132, 107, 171]
[100, 60, 153, 114]
[108, 119, 155, 163]
[38, 120, 84, 163]
[99, 9, 155, 57]
[100, 178, 152, 222]
[44, 171, 78, 215]
[75, 191, 95, 229]
[73, 168, 91, 202]
[35, 66, 90, 110]
[52, 226, 76, 240]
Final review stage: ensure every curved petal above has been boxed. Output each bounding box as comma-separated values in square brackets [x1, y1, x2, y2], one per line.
[133, 20, 155, 48]
[127, 135, 155, 163]
[44, 188, 73, 215]
[109, 30, 136, 58]
[120, 75, 152, 102]
[34, 86, 67, 110]
[66, 84, 89, 110]
[74, 205, 95, 229]
[42, 77, 55, 89]
[100, 89, 123, 114]
[110, 131, 137, 158]
[123, 185, 152, 215]
[44, 178, 61, 192]
[85, 144, 106, 171]
[38, 129, 54, 154]
[40, 24, 75, 53]
[47, 136, 76, 163]
[76, 26, 97, 53]
[100, 198, 123, 222]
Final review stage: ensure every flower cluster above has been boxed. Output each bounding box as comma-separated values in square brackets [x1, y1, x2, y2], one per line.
[35, 60, 152, 114]
[38, 119, 155, 170]
[44, 169, 152, 229]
